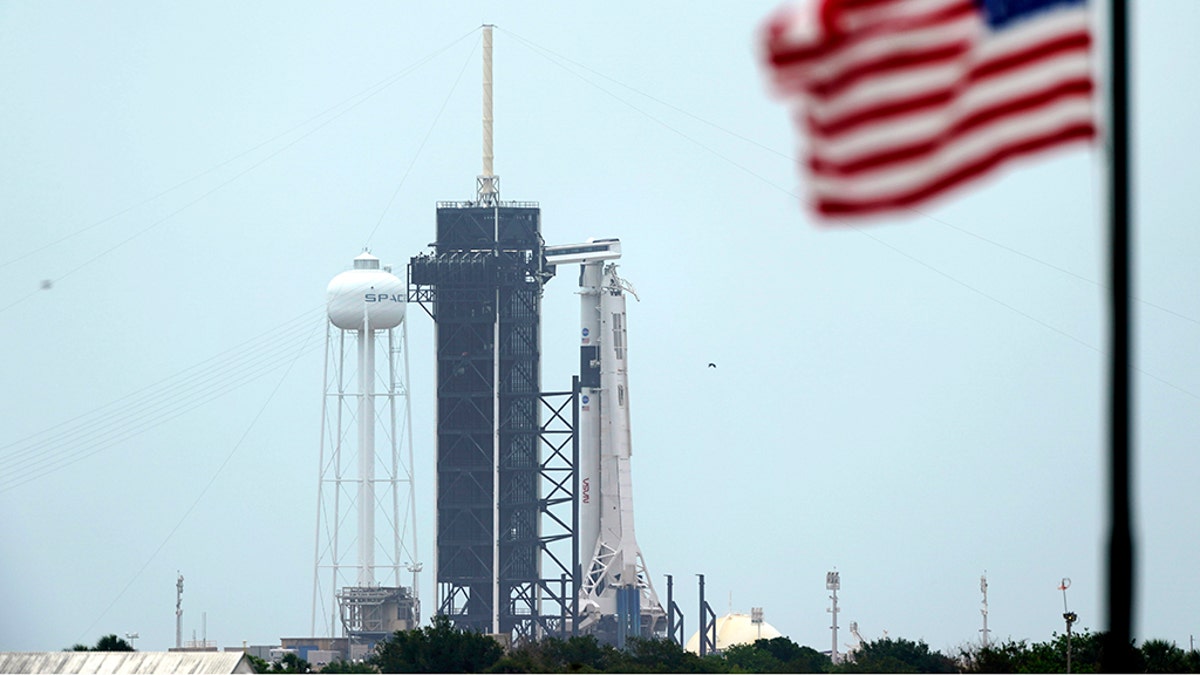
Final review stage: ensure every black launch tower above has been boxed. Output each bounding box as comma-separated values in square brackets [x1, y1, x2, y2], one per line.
[409, 201, 578, 639]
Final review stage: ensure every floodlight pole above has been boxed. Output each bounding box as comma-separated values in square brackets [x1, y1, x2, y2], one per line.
[1061, 578, 1077, 674]
[827, 571, 841, 664]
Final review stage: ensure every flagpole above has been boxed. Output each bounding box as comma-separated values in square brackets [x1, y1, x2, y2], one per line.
[1103, 0, 1134, 671]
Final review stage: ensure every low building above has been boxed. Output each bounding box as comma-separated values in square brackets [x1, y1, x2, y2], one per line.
[279, 636, 368, 663]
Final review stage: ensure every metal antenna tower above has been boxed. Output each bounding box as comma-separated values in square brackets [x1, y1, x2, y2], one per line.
[980, 572, 991, 647]
[175, 572, 184, 649]
[827, 571, 841, 664]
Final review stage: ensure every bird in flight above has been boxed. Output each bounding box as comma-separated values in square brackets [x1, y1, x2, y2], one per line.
[707, 363, 716, 368]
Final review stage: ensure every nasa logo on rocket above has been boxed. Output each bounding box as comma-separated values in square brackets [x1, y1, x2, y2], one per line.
[581, 327, 590, 344]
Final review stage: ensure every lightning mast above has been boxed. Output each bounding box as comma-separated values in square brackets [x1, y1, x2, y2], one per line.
[478, 24, 498, 206]
[409, 24, 572, 640]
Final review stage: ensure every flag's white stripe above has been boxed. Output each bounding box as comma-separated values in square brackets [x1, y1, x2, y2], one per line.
[779, 5, 1090, 110]
[768, 2, 825, 50]
[780, 12, 979, 87]
[813, 3, 1090, 82]
[768, 0, 962, 53]
[808, 52, 1092, 161]
[809, 97, 1094, 200]
[805, 61, 969, 126]
[837, 0, 968, 32]
[805, 28, 1091, 126]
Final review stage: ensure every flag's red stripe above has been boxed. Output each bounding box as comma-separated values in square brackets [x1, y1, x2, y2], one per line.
[768, 1, 974, 71]
[834, 0, 974, 33]
[838, 0, 908, 9]
[808, 41, 973, 98]
[809, 24, 1089, 102]
[808, 31, 1093, 137]
[972, 31, 1092, 81]
[809, 78, 1094, 176]
[762, 0, 1096, 219]
[814, 123, 1097, 215]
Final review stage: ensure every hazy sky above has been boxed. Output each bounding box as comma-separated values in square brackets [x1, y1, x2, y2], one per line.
[2, 0, 1198, 656]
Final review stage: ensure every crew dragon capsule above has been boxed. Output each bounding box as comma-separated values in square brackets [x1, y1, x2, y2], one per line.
[544, 239, 665, 642]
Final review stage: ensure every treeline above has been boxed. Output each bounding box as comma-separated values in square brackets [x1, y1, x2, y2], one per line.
[253, 617, 1200, 673]
[65, 634, 135, 652]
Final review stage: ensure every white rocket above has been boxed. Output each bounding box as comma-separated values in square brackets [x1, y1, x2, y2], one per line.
[545, 239, 664, 637]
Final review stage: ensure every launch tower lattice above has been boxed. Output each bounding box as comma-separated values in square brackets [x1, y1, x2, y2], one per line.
[409, 202, 577, 639]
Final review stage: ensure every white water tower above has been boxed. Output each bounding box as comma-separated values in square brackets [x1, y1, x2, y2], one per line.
[311, 251, 421, 639]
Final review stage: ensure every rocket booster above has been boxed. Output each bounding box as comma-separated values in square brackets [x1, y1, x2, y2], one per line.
[580, 266, 661, 626]
[544, 239, 663, 635]
[596, 266, 636, 561]
[577, 262, 603, 576]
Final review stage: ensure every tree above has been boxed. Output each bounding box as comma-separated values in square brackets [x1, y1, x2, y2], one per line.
[274, 652, 312, 673]
[93, 634, 135, 652]
[834, 637, 955, 673]
[246, 652, 312, 673]
[959, 630, 1123, 673]
[1139, 639, 1196, 674]
[757, 637, 830, 673]
[488, 635, 617, 673]
[64, 635, 135, 653]
[542, 635, 618, 672]
[605, 637, 723, 673]
[721, 642, 784, 673]
[1021, 630, 1106, 673]
[371, 615, 503, 673]
[722, 637, 830, 673]
[321, 658, 377, 673]
[958, 639, 1032, 673]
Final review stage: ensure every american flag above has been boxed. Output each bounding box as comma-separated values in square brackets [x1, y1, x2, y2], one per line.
[763, 0, 1097, 217]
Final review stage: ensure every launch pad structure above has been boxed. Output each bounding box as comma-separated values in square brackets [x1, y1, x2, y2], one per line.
[403, 24, 664, 644]
[543, 240, 665, 641]
[408, 200, 578, 639]
[301, 23, 667, 655]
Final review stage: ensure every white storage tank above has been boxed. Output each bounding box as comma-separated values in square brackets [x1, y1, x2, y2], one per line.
[326, 252, 405, 330]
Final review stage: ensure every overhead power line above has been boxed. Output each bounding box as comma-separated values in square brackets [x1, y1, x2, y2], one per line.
[0, 29, 479, 316]
[0, 307, 327, 492]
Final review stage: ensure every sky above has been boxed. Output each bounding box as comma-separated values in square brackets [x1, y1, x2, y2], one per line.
[2, 0, 1199, 657]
